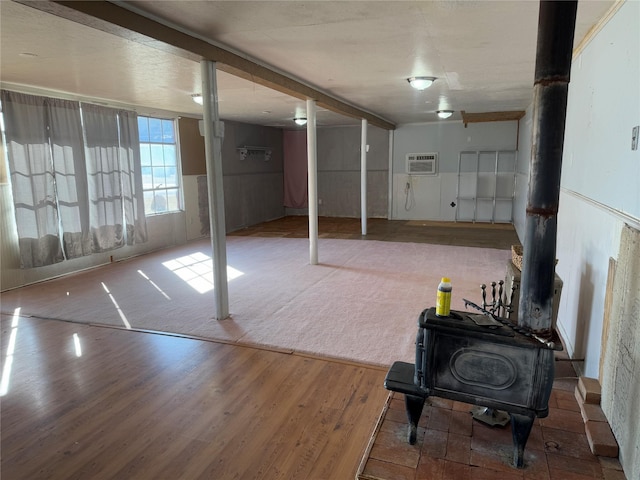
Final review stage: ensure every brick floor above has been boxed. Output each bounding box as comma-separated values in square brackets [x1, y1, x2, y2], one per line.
[585, 421, 619, 458]
[578, 376, 602, 404]
[358, 373, 628, 480]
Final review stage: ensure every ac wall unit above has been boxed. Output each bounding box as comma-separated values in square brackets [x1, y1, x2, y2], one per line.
[406, 152, 438, 175]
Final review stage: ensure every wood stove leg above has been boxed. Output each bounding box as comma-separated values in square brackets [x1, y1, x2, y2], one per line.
[404, 394, 425, 444]
[510, 413, 535, 468]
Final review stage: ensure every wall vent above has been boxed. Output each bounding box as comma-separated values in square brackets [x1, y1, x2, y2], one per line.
[406, 152, 438, 175]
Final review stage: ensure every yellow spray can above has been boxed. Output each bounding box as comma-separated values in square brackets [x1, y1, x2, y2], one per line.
[436, 277, 452, 317]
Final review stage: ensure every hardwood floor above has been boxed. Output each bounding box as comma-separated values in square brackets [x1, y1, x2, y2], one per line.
[230, 216, 520, 250]
[1, 216, 520, 479]
[1, 314, 388, 480]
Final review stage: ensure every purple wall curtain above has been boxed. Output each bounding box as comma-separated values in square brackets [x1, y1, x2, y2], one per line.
[283, 130, 308, 209]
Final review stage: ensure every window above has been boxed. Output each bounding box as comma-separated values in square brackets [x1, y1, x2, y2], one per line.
[138, 116, 182, 215]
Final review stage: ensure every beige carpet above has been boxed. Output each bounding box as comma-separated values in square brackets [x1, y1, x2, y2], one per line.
[0, 237, 511, 366]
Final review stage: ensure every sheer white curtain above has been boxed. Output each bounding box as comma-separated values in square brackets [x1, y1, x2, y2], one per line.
[118, 109, 148, 245]
[1, 91, 64, 267]
[48, 97, 92, 259]
[82, 104, 147, 252]
[82, 104, 125, 251]
[2, 91, 147, 267]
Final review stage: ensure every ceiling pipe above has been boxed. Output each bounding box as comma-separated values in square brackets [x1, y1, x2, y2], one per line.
[518, 0, 578, 334]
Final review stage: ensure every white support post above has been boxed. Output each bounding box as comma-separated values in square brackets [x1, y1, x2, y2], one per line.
[388, 130, 394, 220]
[361, 118, 368, 236]
[307, 99, 318, 265]
[201, 60, 229, 320]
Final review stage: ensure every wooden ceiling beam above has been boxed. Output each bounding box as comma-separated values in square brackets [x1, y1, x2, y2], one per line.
[16, 0, 396, 130]
[460, 110, 526, 128]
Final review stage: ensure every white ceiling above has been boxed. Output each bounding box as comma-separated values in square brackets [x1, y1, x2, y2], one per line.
[1, 0, 615, 128]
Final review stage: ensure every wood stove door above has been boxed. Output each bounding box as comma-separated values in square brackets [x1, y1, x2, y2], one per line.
[421, 330, 554, 414]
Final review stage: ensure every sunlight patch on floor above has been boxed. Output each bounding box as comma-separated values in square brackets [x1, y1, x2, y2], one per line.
[73, 333, 82, 357]
[101, 282, 132, 329]
[137, 269, 171, 300]
[162, 252, 244, 294]
[0, 308, 21, 396]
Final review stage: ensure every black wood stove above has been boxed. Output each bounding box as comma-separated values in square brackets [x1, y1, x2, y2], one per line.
[384, 306, 560, 467]
[383, 0, 578, 469]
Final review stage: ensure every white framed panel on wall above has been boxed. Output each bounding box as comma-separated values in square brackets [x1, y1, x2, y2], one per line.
[476, 199, 494, 222]
[456, 150, 517, 223]
[495, 199, 514, 223]
[457, 199, 476, 221]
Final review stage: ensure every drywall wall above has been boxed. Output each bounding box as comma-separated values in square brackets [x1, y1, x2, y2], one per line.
[179, 118, 285, 238]
[317, 124, 388, 218]
[555, 192, 625, 367]
[548, 2, 639, 478]
[218, 119, 285, 231]
[391, 121, 518, 221]
[561, 5, 640, 221]
[285, 124, 389, 218]
[554, 0, 640, 377]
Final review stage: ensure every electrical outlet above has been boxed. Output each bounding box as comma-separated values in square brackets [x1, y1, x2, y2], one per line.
[632, 125, 639, 151]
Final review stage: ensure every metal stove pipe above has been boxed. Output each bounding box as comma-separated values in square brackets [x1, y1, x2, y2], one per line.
[519, 0, 578, 334]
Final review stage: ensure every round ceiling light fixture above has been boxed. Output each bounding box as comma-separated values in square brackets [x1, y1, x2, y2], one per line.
[407, 76, 436, 90]
[437, 110, 454, 119]
[293, 117, 307, 126]
[191, 94, 203, 105]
